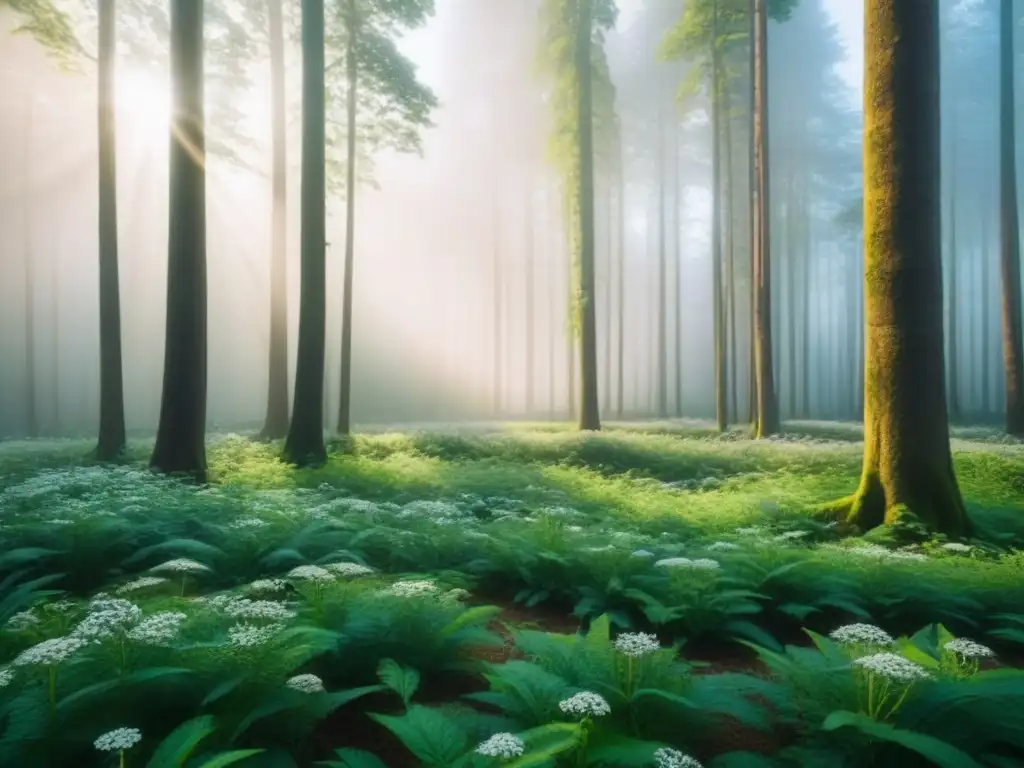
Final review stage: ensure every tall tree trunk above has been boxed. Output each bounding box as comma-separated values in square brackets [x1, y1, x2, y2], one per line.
[261, 0, 290, 439]
[493, 147, 504, 417]
[526, 187, 536, 415]
[616, 140, 626, 418]
[23, 97, 38, 439]
[336, 0, 358, 436]
[283, 0, 327, 465]
[724, 109, 738, 424]
[826, 0, 968, 535]
[785, 175, 797, 418]
[981, 204, 991, 415]
[576, 0, 600, 431]
[711, 0, 727, 432]
[752, 0, 778, 437]
[746, 1, 757, 427]
[96, 0, 126, 459]
[656, 104, 668, 418]
[151, 0, 208, 480]
[947, 142, 960, 421]
[799, 173, 811, 418]
[50, 236, 59, 434]
[602, 177, 612, 414]
[999, 0, 1024, 435]
[674, 118, 685, 418]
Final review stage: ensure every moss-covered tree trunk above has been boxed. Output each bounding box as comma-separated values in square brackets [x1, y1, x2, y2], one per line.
[151, 0, 207, 481]
[336, 0, 358, 436]
[751, 0, 778, 438]
[95, 0, 126, 461]
[826, 0, 968, 535]
[283, 0, 327, 466]
[261, 0, 290, 440]
[999, 0, 1024, 436]
[576, 0, 600, 431]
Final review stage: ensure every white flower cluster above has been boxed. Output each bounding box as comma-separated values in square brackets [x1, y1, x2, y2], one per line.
[385, 580, 438, 598]
[614, 632, 661, 658]
[654, 557, 720, 571]
[829, 624, 894, 647]
[229, 517, 270, 530]
[941, 542, 972, 554]
[776, 530, 810, 541]
[223, 599, 296, 622]
[150, 558, 210, 574]
[632, 549, 656, 558]
[248, 579, 288, 594]
[323, 562, 375, 577]
[116, 577, 169, 594]
[126, 612, 187, 645]
[705, 541, 741, 552]
[944, 638, 995, 659]
[228, 622, 285, 648]
[735, 526, 767, 537]
[94, 727, 142, 752]
[837, 544, 928, 562]
[286, 673, 325, 693]
[852, 653, 932, 683]
[13, 636, 88, 666]
[566, 525, 584, 533]
[558, 691, 611, 718]
[0, 667, 14, 688]
[6, 610, 40, 630]
[476, 732, 525, 759]
[286, 565, 336, 584]
[73, 599, 143, 641]
[654, 748, 703, 768]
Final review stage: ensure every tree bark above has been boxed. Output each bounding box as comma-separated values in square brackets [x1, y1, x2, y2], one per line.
[711, 0, 727, 432]
[616, 139, 626, 418]
[96, 0, 126, 460]
[336, 0, 358, 436]
[261, 0, 290, 439]
[999, 0, 1024, 435]
[824, 0, 968, 535]
[23, 97, 38, 439]
[947, 135, 960, 421]
[283, 0, 327, 465]
[151, 0, 208, 481]
[576, 0, 600, 431]
[752, 0, 778, 437]
[656, 103, 668, 418]
[526, 186, 536, 415]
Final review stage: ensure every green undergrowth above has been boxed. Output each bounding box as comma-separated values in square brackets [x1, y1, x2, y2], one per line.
[0, 422, 1022, 766]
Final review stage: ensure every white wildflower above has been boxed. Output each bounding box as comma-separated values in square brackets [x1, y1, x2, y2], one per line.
[847, 544, 896, 559]
[6, 610, 40, 630]
[654, 748, 703, 768]
[229, 517, 269, 530]
[126, 612, 187, 645]
[941, 542, 972, 554]
[385, 580, 438, 598]
[654, 557, 720, 571]
[94, 727, 142, 752]
[614, 632, 661, 658]
[286, 565, 336, 583]
[42, 600, 76, 614]
[632, 549, 655, 558]
[0, 667, 13, 688]
[228, 622, 285, 648]
[286, 673, 325, 693]
[735, 526, 767, 536]
[13, 636, 88, 666]
[944, 638, 995, 659]
[150, 558, 210, 574]
[445, 588, 472, 602]
[323, 562, 375, 577]
[248, 579, 288, 594]
[223, 599, 296, 622]
[889, 549, 929, 562]
[829, 624, 894, 647]
[565, 525, 584, 533]
[476, 732, 525, 759]
[852, 653, 932, 683]
[776, 531, 810, 541]
[117, 577, 169, 594]
[74, 600, 143, 641]
[558, 691, 611, 718]
[706, 541, 741, 552]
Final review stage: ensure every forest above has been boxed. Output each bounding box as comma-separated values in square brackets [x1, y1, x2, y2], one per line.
[0, 0, 1022, 766]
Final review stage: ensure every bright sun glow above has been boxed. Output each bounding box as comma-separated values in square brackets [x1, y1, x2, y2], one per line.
[116, 69, 170, 141]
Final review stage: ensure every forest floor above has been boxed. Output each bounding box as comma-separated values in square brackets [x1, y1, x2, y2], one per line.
[1, 421, 1023, 767]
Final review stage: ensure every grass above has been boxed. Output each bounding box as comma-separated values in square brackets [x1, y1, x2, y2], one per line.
[1, 421, 1022, 767]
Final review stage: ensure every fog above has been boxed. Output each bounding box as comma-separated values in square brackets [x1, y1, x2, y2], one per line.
[0, 0, 1020, 438]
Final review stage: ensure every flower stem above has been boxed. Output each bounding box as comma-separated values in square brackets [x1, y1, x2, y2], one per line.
[48, 666, 56, 720]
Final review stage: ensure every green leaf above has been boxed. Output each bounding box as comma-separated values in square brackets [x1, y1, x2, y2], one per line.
[371, 706, 469, 766]
[632, 688, 697, 709]
[195, 751, 265, 768]
[146, 716, 217, 768]
[441, 605, 501, 637]
[317, 748, 389, 768]
[586, 732, 671, 765]
[59, 667, 192, 713]
[377, 659, 420, 707]
[0, 547, 59, 570]
[506, 723, 581, 768]
[201, 677, 246, 707]
[821, 711, 984, 768]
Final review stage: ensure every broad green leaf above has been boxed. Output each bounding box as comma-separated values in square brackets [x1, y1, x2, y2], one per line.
[317, 748, 389, 768]
[822, 711, 984, 768]
[371, 705, 469, 766]
[195, 750, 265, 768]
[441, 605, 501, 637]
[377, 659, 420, 707]
[631, 688, 697, 709]
[146, 716, 217, 768]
